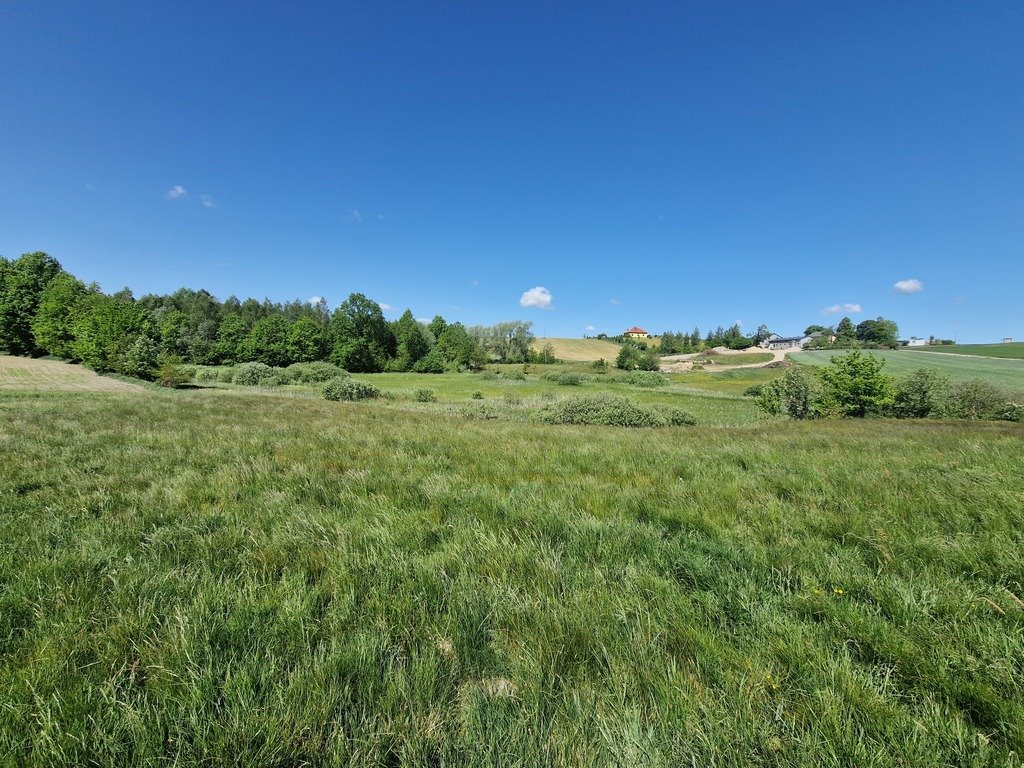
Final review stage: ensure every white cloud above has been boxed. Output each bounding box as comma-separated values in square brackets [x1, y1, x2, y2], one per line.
[165, 185, 188, 200]
[199, 194, 216, 208]
[307, 296, 324, 305]
[519, 286, 553, 309]
[894, 278, 924, 294]
[584, 324, 595, 331]
[822, 303, 863, 316]
[345, 209, 363, 222]
[472, 279, 479, 287]
[609, 298, 620, 305]
[378, 303, 394, 311]
[416, 317, 430, 323]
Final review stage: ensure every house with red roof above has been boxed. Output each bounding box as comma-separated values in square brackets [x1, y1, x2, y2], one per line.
[624, 326, 650, 339]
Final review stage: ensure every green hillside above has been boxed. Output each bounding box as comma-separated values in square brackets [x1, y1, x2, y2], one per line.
[792, 349, 1024, 389]
[904, 342, 1024, 360]
[532, 337, 624, 361]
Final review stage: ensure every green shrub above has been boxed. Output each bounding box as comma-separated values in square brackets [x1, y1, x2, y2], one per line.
[946, 379, 1019, 421]
[216, 366, 236, 383]
[471, 391, 484, 400]
[177, 364, 197, 381]
[194, 366, 223, 383]
[232, 362, 281, 386]
[503, 392, 522, 406]
[743, 384, 765, 397]
[286, 361, 350, 384]
[154, 359, 188, 389]
[415, 388, 436, 403]
[891, 369, 950, 418]
[323, 378, 380, 401]
[545, 393, 666, 428]
[755, 368, 819, 419]
[478, 370, 498, 380]
[541, 371, 589, 386]
[502, 371, 526, 381]
[667, 408, 698, 426]
[464, 403, 497, 420]
[623, 371, 667, 388]
[818, 350, 894, 418]
[591, 358, 609, 373]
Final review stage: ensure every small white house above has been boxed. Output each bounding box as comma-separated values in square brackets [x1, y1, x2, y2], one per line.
[906, 338, 928, 347]
[1003, 337, 1014, 344]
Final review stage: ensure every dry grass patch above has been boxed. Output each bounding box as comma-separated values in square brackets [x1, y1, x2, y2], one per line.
[0, 356, 143, 393]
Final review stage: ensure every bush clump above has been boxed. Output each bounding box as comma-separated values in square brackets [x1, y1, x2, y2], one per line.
[323, 378, 380, 401]
[667, 408, 698, 426]
[154, 358, 188, 389]
[623, 371, 668, 388]
[545, 393, 667, 428]
[478, 370, 498, 380]
[502, 371, 526, 381]
[471, 390, 484, 400]
[542, 371, 589, 386]
[285, 361, 350, 384]
[232, 362, 282, 386]
[743, 384, 765, 397]
[415, 388, 437, 403]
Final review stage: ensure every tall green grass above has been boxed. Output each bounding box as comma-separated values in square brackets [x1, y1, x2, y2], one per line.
[1, 388, 1022, 766]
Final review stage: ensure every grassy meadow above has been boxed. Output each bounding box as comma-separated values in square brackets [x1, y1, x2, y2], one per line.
[792, 348, 1024, 388]
[903, 342, 1024, 360]
[2, 357, 1024, 766]
[532, 338, 624, 362]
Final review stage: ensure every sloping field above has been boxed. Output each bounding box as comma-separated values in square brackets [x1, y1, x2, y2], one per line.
[904, 342, 1024, 360]
[0, 355, 142, 393]
[532, 337, 623, 361]
[1, 389, 1022, 765]
[792, 349, 1024, 389]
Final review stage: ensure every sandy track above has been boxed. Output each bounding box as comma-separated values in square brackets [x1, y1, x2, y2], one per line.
[0, 356, 143, 392]
[659, 345, 789, 373]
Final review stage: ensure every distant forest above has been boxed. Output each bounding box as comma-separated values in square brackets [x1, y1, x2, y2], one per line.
[0, 251, 548, 378]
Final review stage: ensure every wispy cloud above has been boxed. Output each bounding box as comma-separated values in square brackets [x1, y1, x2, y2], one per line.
[307, 296, 324, 305]
[199, 194, 216, 208]
[822, 303, 863, 316]
[585, 324, 595, 331]
[345, 209, 363, 223]
[165, 185, 188, 200]
[416, 317, 430, 323]
[894, 278, 924, 294]
[520, 286, 553, 309]
[378, 303, 394, 311]
[609, 298, 620, 305]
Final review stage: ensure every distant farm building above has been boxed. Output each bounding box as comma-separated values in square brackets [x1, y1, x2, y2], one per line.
[624, 326, 651, 339]
[760, 332, 824, 350]
[1003, 337, 1014, 343]
[905, 338, 928, 347]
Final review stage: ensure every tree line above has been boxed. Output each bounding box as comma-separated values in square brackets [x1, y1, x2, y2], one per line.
[0, 252, 546, 378]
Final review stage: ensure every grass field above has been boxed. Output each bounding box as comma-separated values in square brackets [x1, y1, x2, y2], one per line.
[2, 358, 1024, 766]
[903, 342, 1024, 360]
[792, 349, 1024, 389]
[532, 338, 624, 362]
[0, 355, 142, 393]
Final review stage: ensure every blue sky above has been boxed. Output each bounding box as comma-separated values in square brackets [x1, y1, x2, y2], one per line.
[1, 2, 1021, 342]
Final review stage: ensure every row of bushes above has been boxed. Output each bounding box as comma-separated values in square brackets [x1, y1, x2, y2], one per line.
[544, 393, 696, 428]
[750, 355, 1022, 422]
[189, 361, 351, 387]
